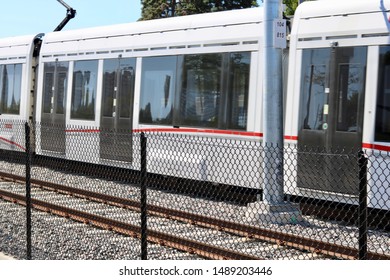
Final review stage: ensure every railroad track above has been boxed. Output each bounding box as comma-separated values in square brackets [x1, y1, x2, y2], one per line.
[1, 171, 388, 260]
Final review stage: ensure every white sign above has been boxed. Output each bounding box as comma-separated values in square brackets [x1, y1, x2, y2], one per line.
[273, 19, 287, 49]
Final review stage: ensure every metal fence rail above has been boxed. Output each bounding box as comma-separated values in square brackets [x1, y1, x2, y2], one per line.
[0, 120, 389, 260]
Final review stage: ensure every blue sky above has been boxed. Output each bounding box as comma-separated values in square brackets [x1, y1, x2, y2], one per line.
[0, 0, 142, 38]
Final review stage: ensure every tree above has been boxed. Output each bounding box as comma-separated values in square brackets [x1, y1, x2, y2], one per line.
[283, 0, 299, 16]
[140, 0, 258, 20]
[283, 0, 314, 16]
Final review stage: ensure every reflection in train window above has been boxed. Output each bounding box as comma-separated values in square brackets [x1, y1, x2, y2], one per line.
[376, 46, 390, 142]
[139, 52, 251, 131]
[42, 62, 68, 115]
[71, 60, 98, 120]
[0, 64, 22, 115]
[102, 58, 136, 119]
[140, 56, 176, 125]
[102, 59, 117, 118]
[300, 48, 330, 131]
[180, 53, 222, 128]
[336, 64, 362, 132]
[227, 52, 250, 130]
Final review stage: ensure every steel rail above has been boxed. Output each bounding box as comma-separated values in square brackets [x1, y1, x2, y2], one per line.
[0, 171, 389, 260]
[0, 188, 258, 260]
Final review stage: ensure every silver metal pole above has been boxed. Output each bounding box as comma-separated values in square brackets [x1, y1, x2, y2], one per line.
[262, 0, 284, 205]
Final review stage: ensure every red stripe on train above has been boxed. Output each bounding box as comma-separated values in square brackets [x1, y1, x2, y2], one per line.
[133, 127, 263, 137]
[284, 135, 298, 141]
[362, 143, 390, 152]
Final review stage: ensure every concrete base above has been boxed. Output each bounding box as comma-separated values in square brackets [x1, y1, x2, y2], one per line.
[245, 201, 303, 224]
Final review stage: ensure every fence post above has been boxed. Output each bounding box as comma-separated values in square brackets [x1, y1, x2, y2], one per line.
[25, 122, 32, 260]
[358, 150, 368, 260]
[140, 132, 147, 260]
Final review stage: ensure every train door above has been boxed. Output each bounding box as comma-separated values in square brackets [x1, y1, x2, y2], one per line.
[41, 61, 68, 154]
[297, 46, 367, 195]
[100, 57, 136, 162]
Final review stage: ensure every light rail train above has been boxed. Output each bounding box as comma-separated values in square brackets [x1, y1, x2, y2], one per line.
[0, 0, 389, 210]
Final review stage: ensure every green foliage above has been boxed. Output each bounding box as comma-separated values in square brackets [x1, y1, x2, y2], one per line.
[140, 0, 169, 20]
[283, 0, 299, 16]
[140, 0, 258, 20]
[283, 0, 314, 16]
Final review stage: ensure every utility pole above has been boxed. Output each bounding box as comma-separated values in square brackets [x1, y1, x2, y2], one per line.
[247, 0, 301, 224]
[262, 0, 284, 206]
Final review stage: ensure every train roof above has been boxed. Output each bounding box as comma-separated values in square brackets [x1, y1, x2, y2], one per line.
[297, 0, 390, 19]
[43, 7, 263, 43]
[292, 0, 390, 48]
[0, 34, 42, 62]
[39, 7, 263, 59]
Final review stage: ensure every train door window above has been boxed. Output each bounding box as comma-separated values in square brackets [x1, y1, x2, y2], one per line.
[71, 60, 98, 120]
[226, 52, 250, 130]
[334, 47, 367, 133]
[375, 46, 390, 142]
[56, 72, 67, 114]
[43, 69, 54, 114]
[119, 59, 135, 118]
[179, 53, 222, 128]
[102, 58, 135, 120]
[139, 56, 176, 124]
[42, 62, 69, 115]
[102, 59, 117, 118]
[300, 49, 330, 131]
[0, 64, 22, 115]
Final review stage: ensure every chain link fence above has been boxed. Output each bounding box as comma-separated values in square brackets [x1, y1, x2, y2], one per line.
[0, 120, 389, 260]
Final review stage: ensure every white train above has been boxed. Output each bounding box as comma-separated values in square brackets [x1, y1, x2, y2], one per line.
[0, 0, 389, 210]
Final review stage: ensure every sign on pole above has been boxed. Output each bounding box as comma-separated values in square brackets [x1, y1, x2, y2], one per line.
[273, 19, 287, 49]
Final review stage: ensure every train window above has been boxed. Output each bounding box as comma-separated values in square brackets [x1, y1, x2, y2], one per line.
[140, 56, 176, 124]
[56, 69, 68, 115]
[139, 52, 251, 130]
[102, 59, 117, 118]
[71, 60, 98, 120]
[0, 64, 22, 115]
[335, 47, 366, 133]
[300, 49, 330, 130]
[179, 54, 222, 128]
[226, 52, 250, 130]
[119, 59, 135, 118]
[375, 46, 390, 142]
[102, 58, 136, 119]
[43, 70, 54, 114]
[43, 62, 69, 115]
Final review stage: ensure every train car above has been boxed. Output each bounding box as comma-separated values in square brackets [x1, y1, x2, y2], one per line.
[33, 7, 265, 187]
[285, 0, 390, 210]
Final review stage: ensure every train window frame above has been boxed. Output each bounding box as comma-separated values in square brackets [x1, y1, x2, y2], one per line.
[375, 46, 390, 142]
[138, 51, 251, 131]
[42, 61, 69, 115]
[225, 52, 251, 130]
[71, 60, 99, 121]
[139, 56, 177, 125]
[102, 57, 136, 120]
[179, 53, 222, 128]
[0, 63, 22, 115]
